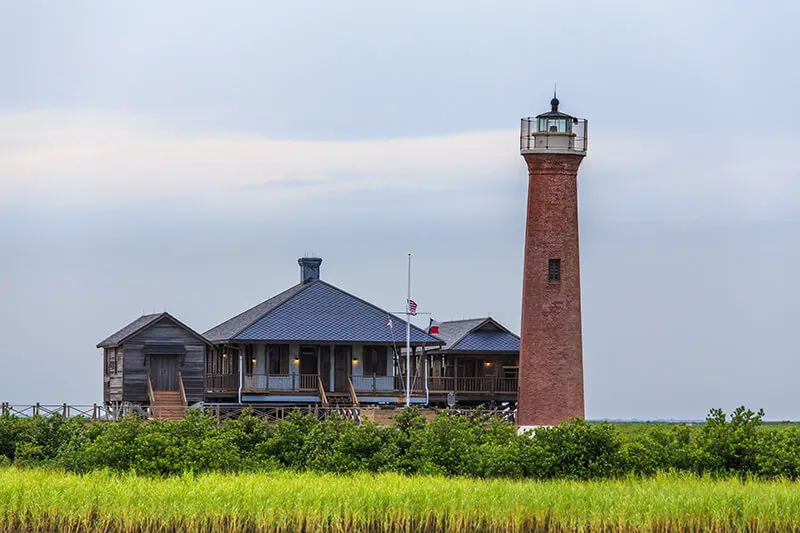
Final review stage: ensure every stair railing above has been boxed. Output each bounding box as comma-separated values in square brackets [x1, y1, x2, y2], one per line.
[147, 374, 156, 418]
[177, 371, 188, 407]
[347, 378, 360, 407]
[318, 377, 329, 408]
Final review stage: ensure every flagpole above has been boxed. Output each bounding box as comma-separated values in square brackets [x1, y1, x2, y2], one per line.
[406, 252, 412, 407]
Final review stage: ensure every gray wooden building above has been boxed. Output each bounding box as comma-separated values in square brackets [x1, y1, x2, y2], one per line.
[97, 312, 211, 418]
[97, 257, 520, 416]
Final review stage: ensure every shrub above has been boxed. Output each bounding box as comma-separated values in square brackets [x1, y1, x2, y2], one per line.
[0, 405, 797, 480]
[254, 409, 318, 468]
[620, 424, 693, 476]
[690, 406, 764, 476]
[755, 427, 800, 479]
[528, 419, 623, 480]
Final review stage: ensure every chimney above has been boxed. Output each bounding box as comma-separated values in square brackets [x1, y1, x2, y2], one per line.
[298, 257, 322, 283]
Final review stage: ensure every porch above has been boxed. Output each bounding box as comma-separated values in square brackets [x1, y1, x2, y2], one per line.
[205, 342, 408, 400]
[204, 344, 518, 404]
[205, 372, 518, 401]
[425, 353, 519, 404]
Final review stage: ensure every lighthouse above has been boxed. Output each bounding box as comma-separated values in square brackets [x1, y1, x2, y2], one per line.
[518, 95, 588, 428]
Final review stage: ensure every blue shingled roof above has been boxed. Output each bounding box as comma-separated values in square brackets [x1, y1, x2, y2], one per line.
[431, 317, 519, 353]
[450, 329, 520, 352]
[209, 280, 441, 345]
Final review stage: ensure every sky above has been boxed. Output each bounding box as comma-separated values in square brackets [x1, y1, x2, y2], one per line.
[1, 1, 799, 420]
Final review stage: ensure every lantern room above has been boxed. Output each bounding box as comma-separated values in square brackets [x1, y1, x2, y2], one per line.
[520, 96, 588, 155]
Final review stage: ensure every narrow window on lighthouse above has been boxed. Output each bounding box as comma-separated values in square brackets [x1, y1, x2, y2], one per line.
[548, 259, 561, 283]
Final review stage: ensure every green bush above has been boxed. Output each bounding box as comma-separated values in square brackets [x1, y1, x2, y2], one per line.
[3, 405, 800, 480]
[528, 419, 623, 480]
[620, 424, 693, 476]
[690, 406, 764, 476]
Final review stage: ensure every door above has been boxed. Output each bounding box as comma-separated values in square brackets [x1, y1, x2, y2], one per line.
[320, 346, 331, 391]
[299, 346, 318, 376]
[150, 355, 178, 391]
[299, 346, 318, 390]
[333, 345, 351, 392]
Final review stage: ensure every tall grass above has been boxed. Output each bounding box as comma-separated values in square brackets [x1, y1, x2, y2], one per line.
[1, 467, 799, 532]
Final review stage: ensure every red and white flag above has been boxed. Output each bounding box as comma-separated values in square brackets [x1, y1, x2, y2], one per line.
[428, 318, 441, 335]
[408, 299, 418, 316]
[385, 316, 393, 328]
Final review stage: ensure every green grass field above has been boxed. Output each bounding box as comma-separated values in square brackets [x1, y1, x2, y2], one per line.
[595, 420, 800, 435]
[2, 467, 800, 533]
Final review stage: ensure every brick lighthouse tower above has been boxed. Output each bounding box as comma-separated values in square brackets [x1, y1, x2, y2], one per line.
[518, 95, 588, 428]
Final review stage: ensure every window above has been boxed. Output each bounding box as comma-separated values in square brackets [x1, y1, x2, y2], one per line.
[107, 348, 118, 374]
[538, 118, 569, 133]
[268, 345, 290, 375]
[548, 258, 561, 283]
[243, 345, 256, 374]
[362, 346, 388, 376]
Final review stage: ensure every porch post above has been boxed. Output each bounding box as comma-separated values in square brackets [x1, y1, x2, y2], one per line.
[454, 355, 458, 393]
[330, 344, 335, 392]
[265, 345, 270, 391]
[238, 347, 243, 404]
[423, 347, 429, 405]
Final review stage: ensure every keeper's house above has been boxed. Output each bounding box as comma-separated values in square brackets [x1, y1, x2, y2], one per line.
[98, 258, 520, 411]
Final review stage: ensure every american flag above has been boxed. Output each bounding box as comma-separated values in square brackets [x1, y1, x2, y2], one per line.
[408, 299, 418, 316]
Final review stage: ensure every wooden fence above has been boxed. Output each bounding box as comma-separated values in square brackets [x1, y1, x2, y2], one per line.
[1, 402, 514, 425]
[0, 402, 145, 420]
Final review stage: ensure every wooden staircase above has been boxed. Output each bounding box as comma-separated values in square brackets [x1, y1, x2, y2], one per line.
[151, 391, 187, 421]
[321, 379, 361, 423]
[148, 373, 188, 421]
[327, 393, 354, 408]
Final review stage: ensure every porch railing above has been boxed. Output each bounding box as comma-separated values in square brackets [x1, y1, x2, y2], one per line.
[206, 373, 238, 392]
[427, 377, 454, 391]
[205, 373, 518, 395]
[493, 377, 518, 393]
[243, 373, 318, 392]
[428, 376, 519, 394]
[351, 375, 398, 393]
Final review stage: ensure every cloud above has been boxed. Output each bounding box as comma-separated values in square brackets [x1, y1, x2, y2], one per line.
[1, 110, 798, 222]
[0, 111, 517, 208]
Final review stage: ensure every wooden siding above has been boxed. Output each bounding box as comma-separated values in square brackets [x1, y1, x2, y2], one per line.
[121, 317, 206, 405]
[105, 347, 124, 403]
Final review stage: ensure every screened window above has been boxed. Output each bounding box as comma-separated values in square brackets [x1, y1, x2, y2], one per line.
[538, 118, 569, 133]
[268, 345, 290, 375]
[548, 258, 561, 283]
[362, 345, 388, 376]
